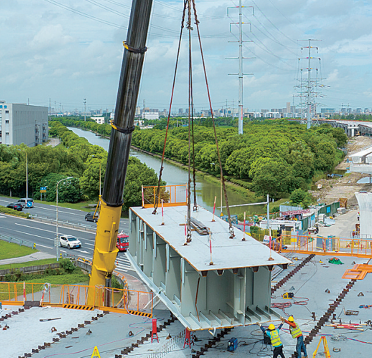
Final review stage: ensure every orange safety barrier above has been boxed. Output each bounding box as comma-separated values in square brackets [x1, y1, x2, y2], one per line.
[273, 235, 372, 259]
[342, 264, 372, 280]
[0, 282, 153, 317]
[142, 184, 187, 208]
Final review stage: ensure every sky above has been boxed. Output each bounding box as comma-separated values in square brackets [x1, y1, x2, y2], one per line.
[1, 0, 372, 113]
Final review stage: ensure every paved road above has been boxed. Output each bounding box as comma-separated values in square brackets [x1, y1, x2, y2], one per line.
[0, 198, 135, 274]
[0, 195, 129, 232]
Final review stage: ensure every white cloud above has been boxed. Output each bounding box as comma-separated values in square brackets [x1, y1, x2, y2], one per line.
[1, 0, 372, 111]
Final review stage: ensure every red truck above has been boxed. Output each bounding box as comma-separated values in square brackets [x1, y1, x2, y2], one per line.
[116, 232, 129, 252]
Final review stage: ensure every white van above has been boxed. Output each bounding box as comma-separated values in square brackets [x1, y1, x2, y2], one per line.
[17, 198, 34, 208]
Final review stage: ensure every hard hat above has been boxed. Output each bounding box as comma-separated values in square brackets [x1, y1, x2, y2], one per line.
[268, 324, 275, 330]
[288, 316, 294, 322]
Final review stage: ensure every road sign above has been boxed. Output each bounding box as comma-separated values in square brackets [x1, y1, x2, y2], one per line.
[40, 186, 47, 193]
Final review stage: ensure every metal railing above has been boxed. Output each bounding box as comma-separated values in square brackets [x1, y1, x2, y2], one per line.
[0, 234, 35, 249]
[29, 214, 96, 232]
[142, 184, 187, 208]
[0, 282, 153, 316]
[276, 235, 372, 258]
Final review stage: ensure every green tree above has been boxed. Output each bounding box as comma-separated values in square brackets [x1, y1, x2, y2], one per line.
[250, 158, 294, 199]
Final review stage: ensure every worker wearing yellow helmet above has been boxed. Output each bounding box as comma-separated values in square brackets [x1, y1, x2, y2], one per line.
[257, 321, 285, 358]
[281, 316, 307, 358]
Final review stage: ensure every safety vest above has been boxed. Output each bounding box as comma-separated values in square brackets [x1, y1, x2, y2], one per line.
[290, 322, 302, 338]
[268, 329, 282, 347]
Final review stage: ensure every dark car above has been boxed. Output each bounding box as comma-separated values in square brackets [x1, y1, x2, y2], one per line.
[327, 173, 343, 179]
[85, 212, 98, 222]
[7, 203, 23, 211]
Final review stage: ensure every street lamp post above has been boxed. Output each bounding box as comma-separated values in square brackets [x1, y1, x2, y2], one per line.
[56, 177, 73, 261]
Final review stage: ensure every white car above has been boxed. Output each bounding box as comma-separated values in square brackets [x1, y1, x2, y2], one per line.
[59, 235, 81, 249]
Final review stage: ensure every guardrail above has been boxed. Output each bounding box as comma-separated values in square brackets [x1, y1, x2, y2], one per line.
[277, 235, 372, 258]
[0, 234, 35, 249]
[0, 282, 153, 317]
[29, 214, 96, 232]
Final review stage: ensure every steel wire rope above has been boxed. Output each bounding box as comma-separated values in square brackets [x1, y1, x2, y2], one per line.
[243, 29, 297, 69]
[186, 0, 194, 242]
[85, 0, 181, 35]
[226, 14, 296, 72]
[229, 0, 300, 57]
[43, 0, 175, 38]
[228, 29, 294, 73]
[152, 0, 187, 215]
[191, 0, 234, 237]
[44, 0, 126, 29]
[251, 0, 298, 46]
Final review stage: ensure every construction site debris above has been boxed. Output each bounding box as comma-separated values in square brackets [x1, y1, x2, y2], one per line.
[329, 257, 344, 265]
[40, 318, 61, 322]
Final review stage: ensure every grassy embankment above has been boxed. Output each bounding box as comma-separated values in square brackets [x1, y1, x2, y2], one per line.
[0, 241, 89, 301]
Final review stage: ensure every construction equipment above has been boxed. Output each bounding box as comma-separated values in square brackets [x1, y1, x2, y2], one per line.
[282, 292, 294, 299]
[88, 0, 153, 304]
[227, 337, 238, 352]
[312, 336, 330, 358]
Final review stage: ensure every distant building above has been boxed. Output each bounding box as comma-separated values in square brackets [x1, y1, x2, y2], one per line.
[91, 116, 105, 124]
[0, 102, 48, 146]
[142, 108, 159, 120]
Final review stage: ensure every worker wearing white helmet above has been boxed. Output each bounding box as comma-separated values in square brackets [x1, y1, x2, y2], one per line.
[281, 316, 307, 358]
[257, 321, 285, 358]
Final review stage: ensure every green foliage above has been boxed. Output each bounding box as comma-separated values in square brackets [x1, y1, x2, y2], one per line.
[59, 258, 76, 273]
[290, 188, 312, 208]
[36, 174, 81, 203]
[0, 206, 31, 219]
[111, 276, 123, 289]
[52, 117, 344, 201]
[123, 157, 165, 212]
[130, 119, 345, 198]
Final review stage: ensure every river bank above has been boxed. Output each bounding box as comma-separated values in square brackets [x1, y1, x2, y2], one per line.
[130, 145, 261, 202]
[66, 126, 275, 217]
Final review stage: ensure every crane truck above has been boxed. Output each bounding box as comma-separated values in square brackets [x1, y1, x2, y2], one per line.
[87, 0, 153, 305]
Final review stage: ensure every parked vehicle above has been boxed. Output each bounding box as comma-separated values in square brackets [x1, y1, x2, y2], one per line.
[59, 235, 81, 249]
[85, 212, 98, 222]
[17, 198, 34, 208]
[7, 203, 23, 211]
[327, 173, 343, 179]
[116, 232, 129, 252]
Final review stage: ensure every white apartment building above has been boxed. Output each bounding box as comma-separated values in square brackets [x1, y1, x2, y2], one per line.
[91, 116, 105, 124]
[0, 102, 48, 146]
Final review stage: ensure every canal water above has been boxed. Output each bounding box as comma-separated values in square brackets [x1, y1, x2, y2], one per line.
[68, 127, 266, 217]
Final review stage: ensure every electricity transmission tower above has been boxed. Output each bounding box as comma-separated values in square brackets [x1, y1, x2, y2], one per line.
[295, 39, 323, 129]
[227, 2, 253, 135]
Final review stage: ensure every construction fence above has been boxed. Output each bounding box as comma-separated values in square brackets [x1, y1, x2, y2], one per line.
[0, 282, 153, 317]
[274, 235, 372, 258]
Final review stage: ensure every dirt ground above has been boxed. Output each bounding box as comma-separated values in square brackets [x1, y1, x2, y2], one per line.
[309, 136, 372, 209]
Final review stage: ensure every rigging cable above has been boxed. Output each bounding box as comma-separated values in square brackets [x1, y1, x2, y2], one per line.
[187, 0, 193, 242]
[152, 0, 187, 215]
[191, 0, 234, 238]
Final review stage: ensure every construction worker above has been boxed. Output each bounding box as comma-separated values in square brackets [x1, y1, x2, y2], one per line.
[257, 321, 285, 358]
[281, 316, 307, 358]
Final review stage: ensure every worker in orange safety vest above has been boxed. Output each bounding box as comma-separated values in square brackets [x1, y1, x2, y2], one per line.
[281, 316, 307, 358]
[257, 322, 285, 358]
